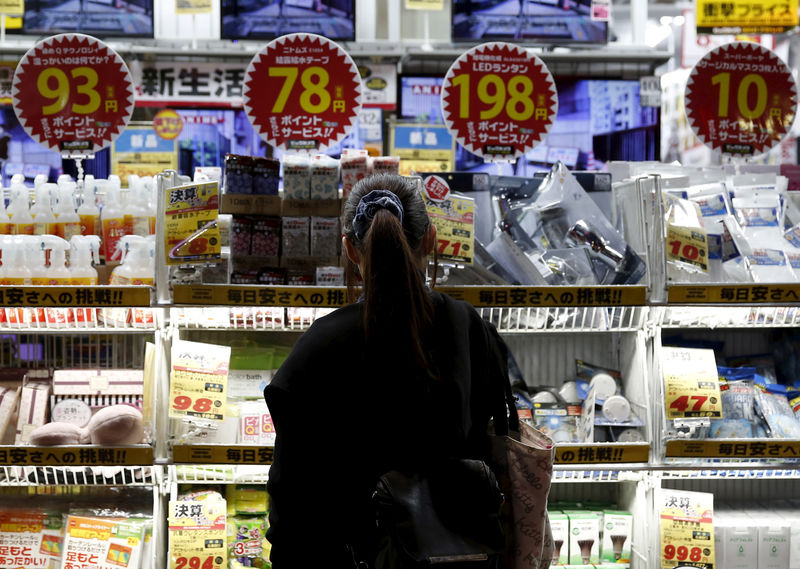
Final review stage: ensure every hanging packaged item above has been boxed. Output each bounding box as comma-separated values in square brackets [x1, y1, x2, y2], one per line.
[164, 181, 221, 266]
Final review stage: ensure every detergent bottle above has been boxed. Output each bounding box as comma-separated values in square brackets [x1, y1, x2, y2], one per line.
[69, 235, 101, 285]
[101, 179, 127, 261]
[54, 184, 82, 240]
[128, 175, 151, 236]
[78, 178, 101, 237]
[110, 235, 154, 286]
[33, 235, 71, 285]
[0, 196, 13, 235]
[7, 183, 34, 235]
[30, 183, 57, 235]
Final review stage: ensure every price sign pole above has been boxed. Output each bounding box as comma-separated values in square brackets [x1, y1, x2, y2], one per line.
[685, 41, 797, 161]
[441, 42, 558, 171]
[243, 33, 362, 154]
[11, 34, 134, 183]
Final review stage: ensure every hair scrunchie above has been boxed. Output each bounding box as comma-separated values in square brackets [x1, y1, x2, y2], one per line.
[352, 190, 404, 240]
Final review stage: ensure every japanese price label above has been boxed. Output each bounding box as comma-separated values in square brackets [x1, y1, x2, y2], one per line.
[243, 33, 362, 152]
[661, 347, 723, 420]
[0, 0, 23, 16]
[685, 41, 797, 157]
[441, 42, 557, 162]
[165, 181, 221, 266]
[423, 175, 474, 265]
[169, 340, 230, 423]
[0, 510, 51, 569]
[659, 489, 715, 569]
[62, 515, 146, 569]
[168, 500, 226, 569]
[153, 109, 184, 140]
[696, 0, 798, 34]
[667, 223, 709, 272]
[11, 34, 134, 157]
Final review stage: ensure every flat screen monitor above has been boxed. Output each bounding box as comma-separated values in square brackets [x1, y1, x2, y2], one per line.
[452, 0, 607, 44]
[21, 0, 154, 37]
[221, 0, 355, 41]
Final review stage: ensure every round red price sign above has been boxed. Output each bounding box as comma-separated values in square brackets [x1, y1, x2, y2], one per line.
[441, 42, 557, 162]
[243, 33, 362, 153]
[12, 34, 134, 157]
[686, 41, 797, 157]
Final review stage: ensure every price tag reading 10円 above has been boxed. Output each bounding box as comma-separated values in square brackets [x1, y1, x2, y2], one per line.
[685, 41, 797, 157]
[441, 42, 557, 163]
[243, 33, 362, 153]
[12, 33, 134, 157]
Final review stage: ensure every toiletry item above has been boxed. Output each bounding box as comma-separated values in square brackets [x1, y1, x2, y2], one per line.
[69, 235, 101, 285]
[53, 184, 81, 240]
[78, 177, 101, 236]
[110, 235, 155, 286]
[32, 235, 71, 285]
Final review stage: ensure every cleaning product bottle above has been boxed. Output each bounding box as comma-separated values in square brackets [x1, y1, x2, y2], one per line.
[33, 174, 48, 190]
[0, 236, 32, 284]
[69, 235, 101, 285]
[57, 174, 73, 187]
[33, 235, 71, 285]
[78, 178, 101, 237]
[145, 177, 157, 235]
[10, 174, 24, 185]
[122, 176, 136, 236]
[129, 176, 150, 237]
[30, 183, 57, 235]
[101, 179, 127, 261]
[0, 197, 13, 235]
[110, 235, 155, 286]
[7, 183, 34, 235]
[54, 184, 81, 240]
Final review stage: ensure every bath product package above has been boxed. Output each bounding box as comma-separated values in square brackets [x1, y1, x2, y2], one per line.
[601, 511, 632, 563]
[310, 217, 340, 258]
[282, 155, 311, 199]
[310, 155, 340, 200]
[566, 510, 601, 565]
[550, 511, 569, 565]
[281, 217, 310, 257]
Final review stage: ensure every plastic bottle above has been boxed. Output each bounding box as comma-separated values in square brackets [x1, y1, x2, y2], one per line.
[69, 235, 101, 285]
[110, 235, 155, 286]
[0, 197, 13, 235]
[57, 174, 73, 187]
[122, 177, 135, 236]
[10, 174, 24, 186]
[7, 183, 34, 235]
[78, 178, 101, 237]
[33, 236, 71, 285]
[33, 174, 48, 190]
[101, 180, 127, 261]
[145, 178, 157, 235]
[0, 236, 32, 285]
[53, 184, 82, 240]
[30, 183, 57, 235]
[129, 176, 151, 237]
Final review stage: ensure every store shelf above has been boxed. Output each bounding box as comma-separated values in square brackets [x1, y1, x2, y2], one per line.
[0, 445, 154, 466]
[657, 305, 800, 328]
[0, 465, 156, 486]
[482, 305, 645, 333]
[665, 439, 800, 460]
[554, 443, 650, 465]
[659, 467, 800, 480]
[170, 306, 333, 331]
[169, 464, 270, 485]
[0, 308, 160, 333]
[0, 286, 152, 307]
[667, 283, 800, 305]
[172, 444, 273, 465]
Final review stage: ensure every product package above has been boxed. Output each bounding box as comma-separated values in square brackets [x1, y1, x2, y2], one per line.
[252, 157, 280, 196]
[238, 400, 276, 445]
[223, 154, 254, 194]
[310, 217, 340, 258]
[315, 266, 345, 286]
[281, 217, 310, 257]
[62, 514, 147, 569]
[755, 382, 800, 438]
[341, 149, 369, 196]
[231, 217, 254, 257]
[310, 155, 340, 200]
[282, 155, 311, 200]
[601, 511, 632, 563]
[16, 380, 51, 443]
[371, 156, 401, 176]
[549, 511, 569, 565]
[566, 511, 601, 565]
[710, 379, 757, 438]
[251, 217, 281, 258]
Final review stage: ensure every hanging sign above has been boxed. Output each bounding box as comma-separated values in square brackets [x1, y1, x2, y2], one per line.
[243, 33, 362, 153]
[685, 41, 797, 157]
[11, 33, 134, 157]
[441, 42, 557, 162]
[695, 0, 798, 34]
[153, 108, 184, 140]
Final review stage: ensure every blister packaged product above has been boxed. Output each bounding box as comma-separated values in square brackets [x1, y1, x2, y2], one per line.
[252, 157, 280, 196]
[281, 217, 309, 257]
[282, 155, 311, 199]
[710, 380, 756, 438]
[541, 247, 598, 285]
[782, 197, 800, 250]
[310, 154, 340, 199]
[755, 383, 800, 438]
[256, 267, 285, 285]
[732, 194, 783, 249]
[251, 217, 281, 257]
[576, 360, 622, 403]
[310, 216, 340, 257]
[286, 268, 314, 286]
[224, 154, 254, 194]
[227, 516, 266, 567]
[664, 192, 710, 278]
[745, 248, 797, 283]
[226, 485, 269, 515]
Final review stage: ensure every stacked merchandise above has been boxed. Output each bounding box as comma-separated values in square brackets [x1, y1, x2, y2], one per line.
[549, 503, 633, 567]
[715, 503, 800, 569]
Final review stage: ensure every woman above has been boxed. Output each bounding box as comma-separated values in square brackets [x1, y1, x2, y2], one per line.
[264, 173, 514, 567]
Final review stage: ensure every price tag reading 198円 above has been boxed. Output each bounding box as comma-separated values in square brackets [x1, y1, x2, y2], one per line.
[442, 42, 557, 162]
[12, 34, 134, 157]
[686, 41, 797, 157]
[243, 33, 362, 152]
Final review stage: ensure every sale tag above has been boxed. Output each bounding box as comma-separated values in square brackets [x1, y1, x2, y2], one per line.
[442, 42, 557, 162]
[661, 347, 723, 420]
[685, 41, 797, 157]
[164, 181, 221, 266]
[243, 33, 362, 152]
[11, 34, 134, 157]
[666, 223, 709, 272]
[659, 489, 715, 569]
[169, 500, 226, 569]
[423, 175, 474, 265]
[169, 340, 230, 423]
[696, 0, 798, 34]
[153, 109, 184, 140]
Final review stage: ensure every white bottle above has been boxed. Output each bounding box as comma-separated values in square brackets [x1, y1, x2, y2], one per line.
[0, 198, 13, 235]
[110, 235, 154, 286]
[34, 236, 71, 285]
[33, 174, 48, 190]
[10, 174, 24, 186]
[7, 183, 34, 235]
[129, 176, 151, 237]
[101, 180, 127, 261]
[78, 178, 101, 237]
[30, 183, 57, 235]
[54, 184, 82, 241]
[69, 235, 101, 285]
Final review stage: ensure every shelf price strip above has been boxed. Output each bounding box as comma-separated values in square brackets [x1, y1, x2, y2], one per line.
[0, 286, 151, 307]
[441, 42, 557, 162]
[669, 283, 800, 304]
[666, 439, 800, 458]
[11, 34, 135, 157]
[659, 489, 715, 569]
[685, 41, 797, 157]
[172, 445, 274, 464]
[243, 33, 361, 152]
[554, 443, 649, 464]
[0, 445, 153, 466]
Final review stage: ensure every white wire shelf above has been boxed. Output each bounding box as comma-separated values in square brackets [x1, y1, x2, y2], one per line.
[0, 308, 160, 333]
[170, 464, 270, 485]
[659, 468, 800, 479]
[0, 465, 157, 486]
[170, 306, 333, 331]
[656, 305, 800, 328]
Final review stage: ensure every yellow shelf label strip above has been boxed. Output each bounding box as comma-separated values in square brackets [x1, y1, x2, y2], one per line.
[0, 445, 154, 466]
[554, 443, 650, 464]
[172, 445, 274, 464]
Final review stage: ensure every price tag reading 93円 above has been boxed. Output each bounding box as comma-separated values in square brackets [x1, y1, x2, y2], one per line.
[12, 34, 135, 157]
[243, 33, 362, 153]
[685, 41, 797, 157]
[441, 42, 558, 162]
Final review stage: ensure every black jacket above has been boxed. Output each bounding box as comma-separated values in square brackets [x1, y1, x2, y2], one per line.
[264, 291, 511, 568]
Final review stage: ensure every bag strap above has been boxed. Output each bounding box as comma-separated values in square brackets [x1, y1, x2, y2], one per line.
[487, 323, 520, 436]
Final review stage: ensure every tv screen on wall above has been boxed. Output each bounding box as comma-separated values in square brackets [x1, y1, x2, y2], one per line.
[22, 0, 154, 37]
[221, 0, 355, 41]
[452, 0, 607, 44]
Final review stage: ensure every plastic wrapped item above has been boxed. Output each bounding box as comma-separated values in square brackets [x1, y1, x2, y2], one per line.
[252, 157, 280, 196]
[282, 155, 311, 199]
[316, 266, 345, 286]
[755, 383, 800, 438]
[281, 217, 310, 257]
[231, 217, 253, 257]
[663, 192, 710, 280]
[310, 216, 339, 257]
[541, 247, 598, 285]
[371, 155, 401, 176]
[340, 149, 369, 197]
[310, 154, 340, 200]
[251, 217, 281, 257]
[745, 249, 797, 283]
[224, 154, 254, 194]
[710, 380, 756, 438]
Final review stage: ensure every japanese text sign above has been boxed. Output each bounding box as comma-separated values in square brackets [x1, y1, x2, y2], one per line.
[442, 42, 557, 162]
[169, 500, 226, 569]
[659, 489, 715, 569]
[685, 41, 797, 157]
[696, 0, 798, 34]
[423, 175, 475, 265]
[12, 34, 134, 157]
[244, 33, 362, 152]
[661, 347, 723, 420]
[169, 340, 230, 424]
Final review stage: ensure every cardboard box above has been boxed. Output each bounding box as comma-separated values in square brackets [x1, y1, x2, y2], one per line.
[565, 511, 601, 565]
[601, 510, 632, 563]
[15, 382, 50, 443]
[549, 511, 569, 565]
[52, 369, 144, 396]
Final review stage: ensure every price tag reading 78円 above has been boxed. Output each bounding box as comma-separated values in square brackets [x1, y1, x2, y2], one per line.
[243, 33, 362, 153]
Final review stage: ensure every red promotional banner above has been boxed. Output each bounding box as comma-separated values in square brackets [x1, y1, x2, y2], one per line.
[441, 42, 557, 162]
[685, 41, 797, 156]
[243, 33, 362, 153]
[12, 34, 134, 157]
